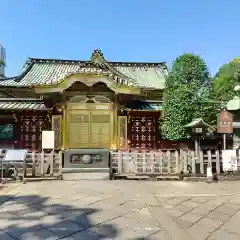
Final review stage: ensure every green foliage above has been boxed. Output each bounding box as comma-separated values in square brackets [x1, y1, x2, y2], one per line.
[212, 60, 240, 102]
[168, 53, 209, 88]
[0, 60, 5, 66]
[162, 53, 211, 140]
[162, 84, 194, 139]
[194, 87, 222, 125]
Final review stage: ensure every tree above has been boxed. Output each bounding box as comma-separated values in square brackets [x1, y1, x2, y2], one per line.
[162, 53, 211, 140]
[212, 59, 240, 102]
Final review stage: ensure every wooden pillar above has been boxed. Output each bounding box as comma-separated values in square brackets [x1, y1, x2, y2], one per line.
[62, 105, 67, 149]
[51, 115, 62, 149]
[117, 116, 128, 149]
[112, 93, 118, 148]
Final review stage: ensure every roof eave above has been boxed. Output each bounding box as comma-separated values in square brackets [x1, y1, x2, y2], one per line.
[185, 118, 212, 129]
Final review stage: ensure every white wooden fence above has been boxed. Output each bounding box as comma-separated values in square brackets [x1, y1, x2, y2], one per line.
[1, 150, 62, 180]
[111, 150, 222, 175]
[25, 151, 62, 178]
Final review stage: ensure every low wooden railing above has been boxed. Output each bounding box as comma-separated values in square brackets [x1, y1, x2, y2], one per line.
[1, 150, 62, 180]
[25, 151, 62, 178]
[111, 149, 223, 175]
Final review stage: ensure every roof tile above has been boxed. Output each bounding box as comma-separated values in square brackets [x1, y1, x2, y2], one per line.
[0, 101, 48, 110]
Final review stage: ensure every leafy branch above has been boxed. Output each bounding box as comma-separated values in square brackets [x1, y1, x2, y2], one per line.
[0, 60, 5, 66]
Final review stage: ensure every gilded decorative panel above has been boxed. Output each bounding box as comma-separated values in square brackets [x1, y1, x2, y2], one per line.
[90, 112, 111, 148]
[118, 116, 127, 148]
[68, 111, 90, 148]
[51, 115, 62, 149]
[66, 95, 113, 149]
[67, 106, 113, 149]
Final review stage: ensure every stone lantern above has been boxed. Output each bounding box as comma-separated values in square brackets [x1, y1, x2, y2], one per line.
[185, 118, 211, 157]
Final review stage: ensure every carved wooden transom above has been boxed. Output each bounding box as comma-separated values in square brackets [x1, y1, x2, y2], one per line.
[69, 95, 112, 104]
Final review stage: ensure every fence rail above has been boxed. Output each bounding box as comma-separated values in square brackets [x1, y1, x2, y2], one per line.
[111, 150, 223, 175]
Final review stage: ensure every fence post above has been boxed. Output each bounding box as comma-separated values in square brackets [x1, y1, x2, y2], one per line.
[48, 150, 52, 176]
[200, 151, 204, 174]
[151, 152, 155, 173]
[118, 152, 123, 174]
[216, 150, 220, 174]
[122, 152, 127, 173]
[207, 150, 212, 168]
[132, 151, 137, 174]
[142, 153, 146, 174]
[23, 156, 27, 178]
[191, 151, 196, 174]
[127, 152, 131, 173]
[183, 151, 188, 173]
[136, 151, 141, 174]
[175, 150, 179, 173]
[59, 151, 62, 177]
[179, 150, 183, 172]
[167, 150, 171, 174]
[32, 152, 36, 177]
[159, 150, 163, 174]
[40, 151, 44, 177]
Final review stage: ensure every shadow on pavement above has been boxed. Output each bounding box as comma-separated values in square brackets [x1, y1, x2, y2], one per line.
[0, 193, 118, 239]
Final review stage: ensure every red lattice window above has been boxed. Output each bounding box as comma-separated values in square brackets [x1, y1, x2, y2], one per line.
[129, 115, 156, 149]
[20, 115, 49, 150]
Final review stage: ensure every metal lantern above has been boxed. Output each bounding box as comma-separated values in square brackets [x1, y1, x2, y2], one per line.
[192, 127, 203, 134]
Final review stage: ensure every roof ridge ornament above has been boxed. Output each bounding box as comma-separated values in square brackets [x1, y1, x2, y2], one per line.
[90, 49, 139, 87]
[91, 49, 104, 64]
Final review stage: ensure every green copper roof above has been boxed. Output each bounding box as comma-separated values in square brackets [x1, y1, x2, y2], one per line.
[115, 65, 166, 89]
[121, 100, 163, 111]
[0, 98, 49, 110]
[0, 49, 168, 90]
[227, 96, 240, 111]
[185, 118, 211, 128]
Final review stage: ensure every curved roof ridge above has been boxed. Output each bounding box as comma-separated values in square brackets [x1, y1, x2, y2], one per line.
[26, 57, 167, 67]
[0, 58, 34, 82]
[29, 57, 89, 64]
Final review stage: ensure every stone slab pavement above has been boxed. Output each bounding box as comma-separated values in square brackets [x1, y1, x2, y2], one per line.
[1, 181, 240, 239]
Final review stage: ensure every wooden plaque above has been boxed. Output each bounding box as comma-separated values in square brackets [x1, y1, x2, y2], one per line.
[217, 111, 233, 134]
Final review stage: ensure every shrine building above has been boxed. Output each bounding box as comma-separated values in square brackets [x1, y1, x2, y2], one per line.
[0, 49, 168, 155]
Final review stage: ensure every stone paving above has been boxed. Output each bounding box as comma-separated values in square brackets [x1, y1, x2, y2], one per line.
[1, 181, 240, 239]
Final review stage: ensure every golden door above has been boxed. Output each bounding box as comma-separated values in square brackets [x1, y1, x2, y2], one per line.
[66, 104, 113, 149]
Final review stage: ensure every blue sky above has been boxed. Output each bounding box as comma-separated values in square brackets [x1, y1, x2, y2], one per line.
[1, 0, 240, 76]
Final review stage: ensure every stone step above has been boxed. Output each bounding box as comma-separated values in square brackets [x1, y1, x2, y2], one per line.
[62, 168, 109, 173]
[63, 172, 110, 180]
[126, 175, 150, 180]
[157, 176, 180, 181]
